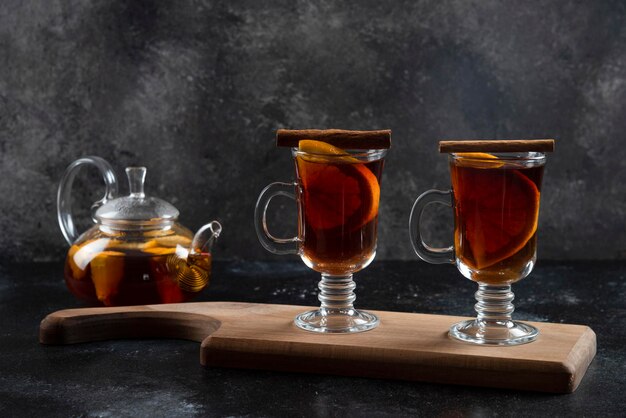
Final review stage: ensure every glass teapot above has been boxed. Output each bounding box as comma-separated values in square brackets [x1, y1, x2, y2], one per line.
[57, 156, 222, 306]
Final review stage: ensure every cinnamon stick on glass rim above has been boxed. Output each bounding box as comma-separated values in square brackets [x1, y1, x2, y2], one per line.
[439, 139, 555, 153]
[276, 129, 391, 149]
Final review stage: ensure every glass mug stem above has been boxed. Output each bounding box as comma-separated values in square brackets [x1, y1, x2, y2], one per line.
[318, 274, 356, 309]
[449, 282, 538, 345]
[474, 284, 515, 324]
[294, 273, 379, 333]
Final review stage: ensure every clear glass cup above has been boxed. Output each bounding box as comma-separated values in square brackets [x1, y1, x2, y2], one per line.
[255, 147, 387, 333]
[409, 152, 546, 345]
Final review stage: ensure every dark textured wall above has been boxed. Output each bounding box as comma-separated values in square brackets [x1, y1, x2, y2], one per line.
[1, 0, 625, 263]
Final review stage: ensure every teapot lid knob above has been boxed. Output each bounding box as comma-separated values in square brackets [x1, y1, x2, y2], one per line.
[126, 167, 146, 198]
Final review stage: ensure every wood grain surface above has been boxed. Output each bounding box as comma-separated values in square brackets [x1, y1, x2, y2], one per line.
[40, 302, 595, 393]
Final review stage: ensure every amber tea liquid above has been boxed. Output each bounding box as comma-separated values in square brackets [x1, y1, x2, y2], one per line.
[451, 159, 544, 285]
[65, 239, 211, 306]
[295, 156, 384, 276]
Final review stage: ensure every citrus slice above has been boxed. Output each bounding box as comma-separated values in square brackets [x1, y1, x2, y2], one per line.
[90, 250, 125, 306]
[143, 240, 177, 256]
[296, 140, 380, 230]
[298, 140, 357, 162]
[455, 152, 504, 168]
[454, 165, 540, 269]
[67, 243, 87, 280]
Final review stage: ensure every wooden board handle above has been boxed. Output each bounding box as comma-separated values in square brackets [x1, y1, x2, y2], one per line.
[39, 306, 221, 345]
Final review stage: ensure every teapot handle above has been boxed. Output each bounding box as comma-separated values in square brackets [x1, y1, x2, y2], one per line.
[57, 156, 119, 245]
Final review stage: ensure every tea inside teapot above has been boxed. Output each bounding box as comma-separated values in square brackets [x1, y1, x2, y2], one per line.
[66, 226, 212, 306]
[58, 157, 221, 306]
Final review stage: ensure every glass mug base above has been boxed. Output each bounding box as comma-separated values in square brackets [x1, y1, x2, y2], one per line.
[294, 308, 379, 333]
[448, 319, 539, 346]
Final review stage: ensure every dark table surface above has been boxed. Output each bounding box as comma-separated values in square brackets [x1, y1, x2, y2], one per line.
[0, 260, 624, 417]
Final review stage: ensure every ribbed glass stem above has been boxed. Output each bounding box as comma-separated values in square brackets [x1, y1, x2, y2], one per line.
[474, 284, 515, 326]
[318, 274, 356, 311]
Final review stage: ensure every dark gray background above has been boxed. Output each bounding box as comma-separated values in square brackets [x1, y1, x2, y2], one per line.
[1, 0, 625, 263]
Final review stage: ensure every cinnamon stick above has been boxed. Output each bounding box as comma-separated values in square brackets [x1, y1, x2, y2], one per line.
[439, 139, 555, 153]
[276, 129, 391, 149]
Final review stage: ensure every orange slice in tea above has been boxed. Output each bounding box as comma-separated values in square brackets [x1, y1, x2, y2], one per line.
[455, 161, 540, 269]
[297, 140, 380, 230]
[298, 140, 357, 163]
[454, 152, 504, 168]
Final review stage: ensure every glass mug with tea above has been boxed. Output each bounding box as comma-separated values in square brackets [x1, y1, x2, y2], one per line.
[255, 130, 390, 333]
[409, 140, 554, 345]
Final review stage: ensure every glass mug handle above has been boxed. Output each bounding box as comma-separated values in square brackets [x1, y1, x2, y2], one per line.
[254, 182, 299, 255]
[57, 156, 119, 245]
[409, 189, 455, 264]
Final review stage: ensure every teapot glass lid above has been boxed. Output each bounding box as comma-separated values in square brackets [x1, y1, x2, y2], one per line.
[95, 167, 179, 228]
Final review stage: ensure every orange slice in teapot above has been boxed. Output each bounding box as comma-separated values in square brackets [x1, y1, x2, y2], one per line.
[67, 244, 87, 280]
[89, 251, 125, 306]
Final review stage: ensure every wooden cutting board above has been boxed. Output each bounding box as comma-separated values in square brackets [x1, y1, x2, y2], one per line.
[39, 302, 596, 393]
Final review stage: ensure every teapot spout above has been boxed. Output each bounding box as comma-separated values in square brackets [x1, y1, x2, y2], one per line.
[173, 221, 221, 295]
[190, 221, 222, 255]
